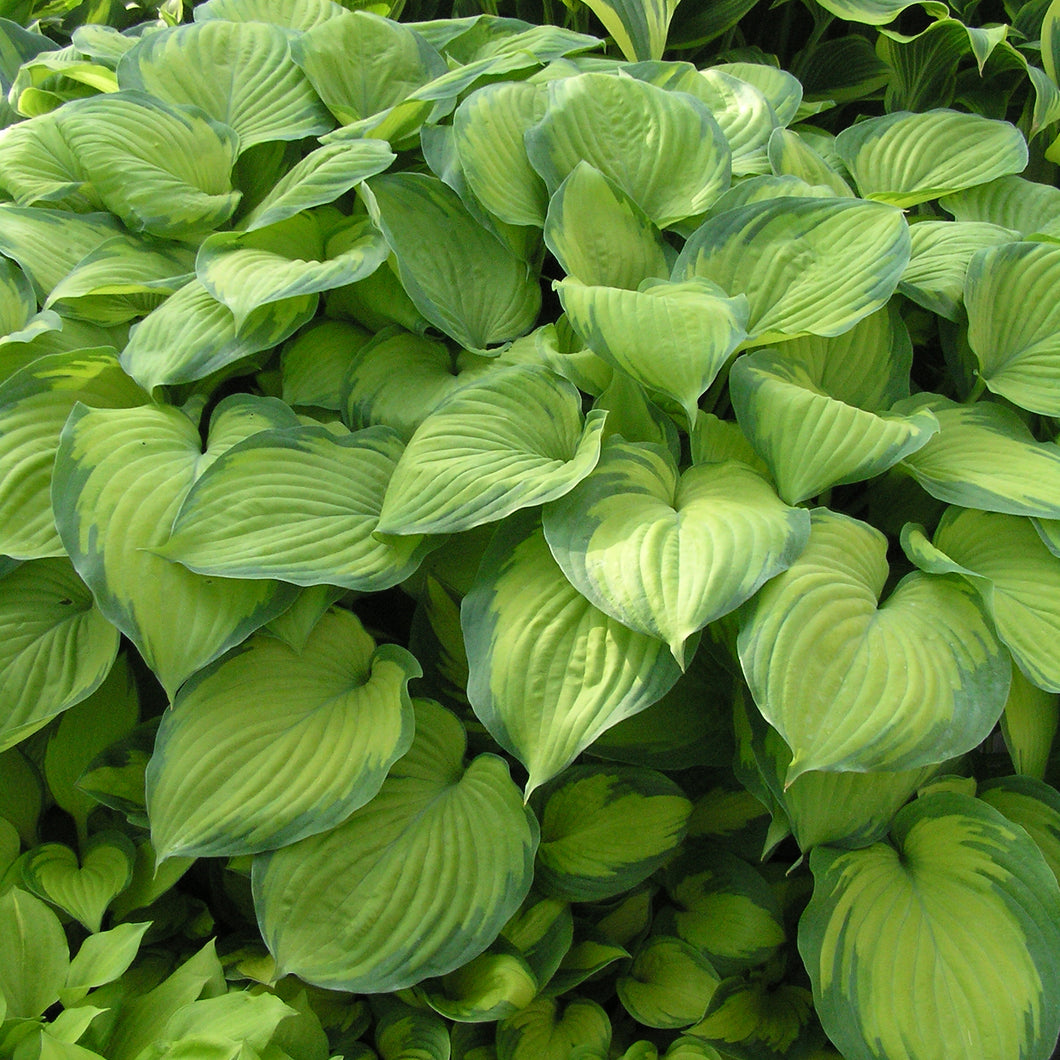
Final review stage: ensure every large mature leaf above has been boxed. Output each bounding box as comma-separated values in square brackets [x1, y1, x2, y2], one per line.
[713, 61, 804, 127]
[835, 110, 1028, 208]
[902, 507, 1060, 693]
[52, 91, 241, 239]
[800, 793, 1060, 1060]
[146, 608, 418, 860]
[52, 400, 299, 697]
[579, 0, 682, 60]
[534, 764, 691, 902]
[121, 278, 317, 392]
[253, 699, 538, 992]
[0, 557, 119, 753]
[965, 241, 1060, 414]
[0, 347, 147, 559]
[543, 162, 671, 290]
[738, 508, 1009, 781]
[117, 20, 333, 151]
[376, 364, 605, 536]
[292, 9, 446, 126]
[941, 175, 1060, 238]
[684, 67, 776, 177]
[362, 173, 541, 350]
[897, 395, 1060, 519]
[673, 197, 910, 344]
[462, 515, 682, 794]
[0, 107, 96, 211]
[730, 348, 939, 505]
[196, 211, 388, 327]
[156, 425, 434, 591]
[556, 278, 746, 428]
[543, 439, 808, 666]
[526, 72, 731, 226]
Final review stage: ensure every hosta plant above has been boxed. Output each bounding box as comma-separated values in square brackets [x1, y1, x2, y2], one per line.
[3, 0, 1060, 1058]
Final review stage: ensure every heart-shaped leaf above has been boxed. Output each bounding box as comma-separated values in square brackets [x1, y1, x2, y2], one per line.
[21, 832, 135, 932]
[496, 996, 612, 1060]
[617, 936, 720, 1030]
[543, 439, 809, 665]
[253, 699, 538, 992]
[738, 508, 1009, 781]
[146, 608, 418, 861]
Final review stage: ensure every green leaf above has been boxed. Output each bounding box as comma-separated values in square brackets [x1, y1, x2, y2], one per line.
[835, 110, 1028, 208]
[20, 832, 134, 933]
[292, 9, 445, 126]
[253, 699, 538, 992]
[941, 175, 1060, 239]
[1001, 661, 1059, 780]
[376, 365, 605, 536]
[729, 347, 939, 505]
[193, 0, 346, 30]
[121, 279, 317, 392]
[965, 241, 1060, 414]
[534, 764, 690, 902]
[542, 440, 808, 666]
[0, 887, 69, 1019]
[556, 278, 746, 428]
[526, 72, 730, 226]
[362, 173, 541, 350]
[0, 108, 96, 211]
[738, 508, 1009, 780]
[496, 997, 611, 1060]
[0, 347, 148, 559]
[810, 0, 947, 25]
[117, 20, 333, 151]
[196, 212, 388, 329]
[240, 139, 395, 232]
[617, 936, 719, 1029]
[61, 922, 151, 1007]
[980, 775, 1060, 887]
[767, 127, 853, 196]
[713, 62, 804, 127]
[903, 507, 1060, 693]
[374, 997, 450, 1059]
[282, 318, 372, 411]
[462, 515, 682, 794]
[579, 0, 681, 60]
[52, 91, 241, 239]
[0, 747, 42, 848]
[52, 400, 299, 697]
[897, 395, 1060, 519]
[146, 608, 418, 860]
[422, 937, 539, 1023]
[0, 557, 119, 753]
[674, 197, 910, 344]
[543, 162, 671, 290]
[157, 425, 432, 591]
[799, 793, 1060, 1060]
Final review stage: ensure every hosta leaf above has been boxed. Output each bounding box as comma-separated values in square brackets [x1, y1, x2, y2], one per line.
[363, 173, 541, 350]
[685, 67, 776, 177]
[835, 110, 1028, 208]
[117, 20, 333, 151]
[526, 72, 731, 226]
[53, 91, 241, 239]
[965, 241, 1060, 414]
[292, 9, 446, 126]
[1001, 661, 1059, 779]
[903, 507, 1060, 693]
[767, 127, 853, 197]
[376, 365, 605, 536]
[253, 699, 538, 992]
[556, 278, 747, 428]
[0, 748, 42, 847]
[20, 832, 134, 933]
[738, 508, 1008, 780]
[673, 197, 910, 344]
[542, 440, 808, 665]
[121, 279, 317, 392]
[897, 395, 1060, 519]
[343, 329, 497, 439]
[980, 775, 1060, 886]
[194, 0, 346, 28]
[0, 887, 69, 1019]
[156, 425, 433, 591]
[454, 82, 548, 227]
[240, 139, 395, 232]
[579, 0, 681, 60]
[462, 515, 682, 794]
[496, 997, 611, 1060]
[61, 921, 151, 1007]
[941, 175, 1060, 239]
[729, 349, 939, 504]
[282, 318, 371, 411]
[374, 997, 450, 1059]
[0, 347, 147, 559]
[617, 936, 719, 1029]
[0, 557, 119, 753]
[197, 212, 388, 328]
[422, 937, 539, 1023]
[799, 793, 1060, 1060]
[811, 0, 946, 24]
[543, 162, 671, 290]
[533, 764, 691, 902]
[146, 608, 418, 860]
[899, 220, 1018, 321]
[52, 400, 298, 697]
[0, 108, 96, 211]
[713, 62, 804, 128]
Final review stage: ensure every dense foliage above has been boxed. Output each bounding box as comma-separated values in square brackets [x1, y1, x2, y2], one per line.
[3, 0, 1060, 1057]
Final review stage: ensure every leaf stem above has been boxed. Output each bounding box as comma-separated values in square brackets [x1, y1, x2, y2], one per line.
[965, 376, 987, 404]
